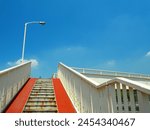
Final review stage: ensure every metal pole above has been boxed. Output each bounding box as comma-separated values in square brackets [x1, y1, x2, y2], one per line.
[21, 23, 27, 63]
[21, 21, 46, 63]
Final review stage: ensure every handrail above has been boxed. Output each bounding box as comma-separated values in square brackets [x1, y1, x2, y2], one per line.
[59, 62, 99, 86]
[52, 73, 58, 78]
[72, 67, 150, 80]
[0, 62, 31, 74]
[59, 62, 150, 93]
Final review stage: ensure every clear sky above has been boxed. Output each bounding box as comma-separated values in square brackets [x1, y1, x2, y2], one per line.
[0, 0, 150, 78]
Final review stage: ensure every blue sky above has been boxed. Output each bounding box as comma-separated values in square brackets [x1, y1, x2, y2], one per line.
[0, 0, 150, 77]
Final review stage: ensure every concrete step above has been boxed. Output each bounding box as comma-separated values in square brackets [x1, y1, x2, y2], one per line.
[30, 93, 55, 96]
[31, 89, 54, 93]
[32, 88, 53, 90]
[34, 85, 53, 87]
[29, 96, 55, 99]
[24, 110, 57, 113]
[33, 87, 54, 90]
[28, 98, 55, 102]
[26, 101, 57, 106]
[24, 107, 57, 113]
[35, 80, 51, 82]
[34, 84, 53, 86]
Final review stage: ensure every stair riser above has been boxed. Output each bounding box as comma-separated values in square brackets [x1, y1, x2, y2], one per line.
[24, 107, 57, 111]
[30, 94, 55, 96]
[32, 88, 54, 90]
[26, 103, 57, 107]
[31, 90, 54, 93]
[28, 99, 55, 102]
[33, 87, 53, 89]
[26, 101, 56, 105]
[35, 82, 52, 84]
[29, 97, 55, 99]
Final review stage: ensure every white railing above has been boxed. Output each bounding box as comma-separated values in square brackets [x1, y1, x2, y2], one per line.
[72, 67, 150, 80]
[58, 63, 150, 113]
[52, 73, 58, 78]
[0, 62, 31, 112]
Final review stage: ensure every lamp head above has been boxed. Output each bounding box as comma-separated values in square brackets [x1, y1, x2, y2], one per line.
[39, 21, 46, 25]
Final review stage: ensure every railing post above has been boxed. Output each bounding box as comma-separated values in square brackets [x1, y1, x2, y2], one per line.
[129, 87, 136, 112]
[108, 84, 117, 113]
[137, 91, 144, 112]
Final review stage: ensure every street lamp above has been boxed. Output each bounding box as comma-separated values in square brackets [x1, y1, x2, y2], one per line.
[21, 21, 46, 63]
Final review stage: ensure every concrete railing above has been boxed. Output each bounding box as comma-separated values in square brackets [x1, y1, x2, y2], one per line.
[72, 67, 150, 80]
[52, 73, 58, 78]
[58, 63, 150, 113]
[0, 62, 31, 112]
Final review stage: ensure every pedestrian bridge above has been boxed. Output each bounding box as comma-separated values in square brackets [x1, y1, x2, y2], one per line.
[0, 62, 150, 113]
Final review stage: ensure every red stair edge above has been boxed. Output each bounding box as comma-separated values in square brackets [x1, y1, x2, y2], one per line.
[52, 78, 76, 113]
[5, 78, 37, 113]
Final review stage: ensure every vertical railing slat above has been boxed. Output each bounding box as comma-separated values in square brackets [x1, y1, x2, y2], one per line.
[80, 85, 83, 112]
[116, 83, 123, 112]
[105, 86, 111, 113]
[137, 91, 144, 112]
[90, 93, 94, 113]
[129, 87, 136, 113]
[142, 93, 150, 113]
[99, 89, 103, 112]
[109, 84, 117, 113]
[102, 87, 108, 112]
[122, 84, 128, 112]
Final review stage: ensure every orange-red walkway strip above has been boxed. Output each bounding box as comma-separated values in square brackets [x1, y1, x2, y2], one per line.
[52, 78, 76, 113]
[5, 78, 37, 113]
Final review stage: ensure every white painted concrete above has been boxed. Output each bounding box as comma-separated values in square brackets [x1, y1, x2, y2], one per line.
[0, 62, 31, 112]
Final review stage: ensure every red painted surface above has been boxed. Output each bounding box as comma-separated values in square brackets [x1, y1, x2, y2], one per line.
[5, 78, 37, 113]
[52, 78, 76, 113]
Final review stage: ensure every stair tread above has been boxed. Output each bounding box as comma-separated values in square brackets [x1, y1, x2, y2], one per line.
[33, 88, 53, 90]
[25, 104, 57, 106]
[28, 99, 56, 102]
[34, 86, 53, 87]
[27, 100, 56, 103]
[31, 90, 54, 92]
[30, 94, 55, 96]
[29, 95, 55, 98]
[24, 106, 57, 109]
[23, 111, 57, 113]
[24, 107, 57, 110]
[24, 109, 57, 112]
[30, 92, 54, 94]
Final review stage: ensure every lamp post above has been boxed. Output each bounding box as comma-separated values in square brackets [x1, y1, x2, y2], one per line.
[21, 21, 46, 63]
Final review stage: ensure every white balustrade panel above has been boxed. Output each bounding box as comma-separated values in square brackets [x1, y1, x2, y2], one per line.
[108, 83, 150, 113]
[58, 63, 110, 113]
[0, 62, 31, 112]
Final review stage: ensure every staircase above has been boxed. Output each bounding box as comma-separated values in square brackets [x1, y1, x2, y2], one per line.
[23, 79, 58, 113]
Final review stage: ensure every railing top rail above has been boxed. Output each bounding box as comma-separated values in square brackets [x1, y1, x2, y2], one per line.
[0, 61, 31, 75]
[59, 62, 99, 86]
[98, 77, 150, 95]
[71, 67, 150, 80]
